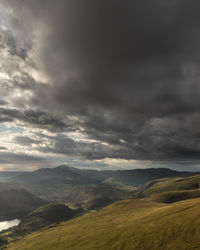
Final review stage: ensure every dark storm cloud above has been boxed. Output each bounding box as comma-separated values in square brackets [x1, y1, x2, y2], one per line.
[0, 107, 74, 132]
[2, 0, 200, 163]
[13, 120, 200, 161]
[13, 133, 124, 160]
[6, 0, 200, 114]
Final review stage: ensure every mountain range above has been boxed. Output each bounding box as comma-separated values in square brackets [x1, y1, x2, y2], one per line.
[7, 165, 198, 186]
[0, 165, 197, 210]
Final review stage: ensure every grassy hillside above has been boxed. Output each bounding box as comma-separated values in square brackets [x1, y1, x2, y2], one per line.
[7, 203, 83, 239]
[149, 189, 200, 203]
[0, 189, 46, 221]
[137, 174, 200, 197]
[4, 173, 200, 250]
[6, 197, 200, 250]
[61, 184, 135, 209]
[133, 174, 200, 205]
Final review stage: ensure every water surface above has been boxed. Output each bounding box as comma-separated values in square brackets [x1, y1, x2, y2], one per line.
[0, 219, 20, 232]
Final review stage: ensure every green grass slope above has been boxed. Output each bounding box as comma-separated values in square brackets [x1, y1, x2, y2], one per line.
[7, 197, 200, 250]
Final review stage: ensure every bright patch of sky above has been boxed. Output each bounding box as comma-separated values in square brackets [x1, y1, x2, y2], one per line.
[0, 124, 24, 134]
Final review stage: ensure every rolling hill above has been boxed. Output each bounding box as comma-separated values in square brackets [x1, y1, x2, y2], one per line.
[8, 165, 198, 210]
[10, 203, 83, 237]
[0, 189, 46, 221]
[0, 166, 197, 218]
[6, 198, 200, 250]
[3, 173, 200, 249]
[11, 165, 198, 187]
[136, 174, 200, 203]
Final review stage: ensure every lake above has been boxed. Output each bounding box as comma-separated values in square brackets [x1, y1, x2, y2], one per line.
[0, 219, 20, 232]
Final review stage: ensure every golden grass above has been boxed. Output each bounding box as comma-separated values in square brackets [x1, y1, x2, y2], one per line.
[139, 175, 200, 197]
[7, 197, 200, 250]
[149, 189, 200, 203]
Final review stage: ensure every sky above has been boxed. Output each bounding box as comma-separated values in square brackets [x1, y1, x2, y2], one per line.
[1, 1, 200, 171]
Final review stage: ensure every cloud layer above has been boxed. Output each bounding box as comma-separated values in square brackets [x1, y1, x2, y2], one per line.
[1, 1, 200, 170]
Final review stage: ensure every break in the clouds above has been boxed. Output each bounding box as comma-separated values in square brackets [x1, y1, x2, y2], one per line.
[1, 0, 200, 170]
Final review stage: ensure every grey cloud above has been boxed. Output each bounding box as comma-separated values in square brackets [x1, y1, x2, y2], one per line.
[3, 30, 28, 60]
[13, 133, 122, 160]
[2, 1, 200, 164]
[0, 99, 7, 106]
[6, 0, 200, 115]
[14, 128, 200, 162]
[34, 134, 118, 160]
[14, 136, 40, 146]
[0, 151, 48, 165]
[0, 107, 74, 132]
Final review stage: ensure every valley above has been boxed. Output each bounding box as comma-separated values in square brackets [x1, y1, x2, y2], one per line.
[0, 166, 200, 249]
